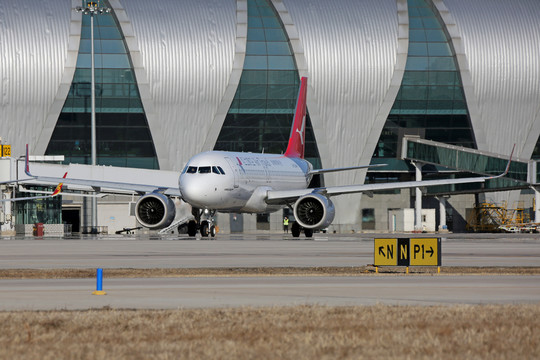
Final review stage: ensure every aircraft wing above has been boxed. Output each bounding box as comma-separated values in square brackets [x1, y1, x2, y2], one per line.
[0, 194, 59, 202]
[268, 146, 514, 204]
[22, 175, 181, 196]
[0, 178, 35, 185]
[1, 172, 67, 202]
[16, 188, 106, 198]
[22, 174, 181, 196]
[22, 146, 181, 196]
[266, 173, 507, 205]
[308, 163, 386, 175]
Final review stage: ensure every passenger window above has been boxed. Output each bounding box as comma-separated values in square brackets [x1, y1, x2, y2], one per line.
[198, 166, 211, 174]
[212, 166, 220, 174]
[217, 166, 225, 175]
[187, 166, 197, 174]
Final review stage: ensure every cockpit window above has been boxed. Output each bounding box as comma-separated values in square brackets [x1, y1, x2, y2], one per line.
[186, 165, 224, 175]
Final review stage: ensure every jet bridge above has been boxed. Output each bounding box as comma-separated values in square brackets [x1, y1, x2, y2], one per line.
[401, 136, 540, 227]
[401, 136, 534, 195]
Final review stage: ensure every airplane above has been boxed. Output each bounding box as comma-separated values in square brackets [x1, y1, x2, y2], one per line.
[19, 77, 512, 237]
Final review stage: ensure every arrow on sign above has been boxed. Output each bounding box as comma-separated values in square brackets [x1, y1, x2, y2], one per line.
[426, 246, 434, 257]
[378, 246, 385, 257]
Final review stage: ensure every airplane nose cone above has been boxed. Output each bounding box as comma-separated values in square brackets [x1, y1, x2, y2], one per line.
[180, 175, 219, 208]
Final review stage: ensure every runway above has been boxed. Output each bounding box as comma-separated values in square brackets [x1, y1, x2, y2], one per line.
[0, 233, 539, 310]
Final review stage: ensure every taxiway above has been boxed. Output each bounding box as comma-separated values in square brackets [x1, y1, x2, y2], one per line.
[0, 233, 539, 310]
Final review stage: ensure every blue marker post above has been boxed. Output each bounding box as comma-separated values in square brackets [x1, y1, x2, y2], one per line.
[92, 268, 107, 295]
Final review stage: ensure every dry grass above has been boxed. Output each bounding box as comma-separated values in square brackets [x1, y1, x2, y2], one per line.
[0, 304, 538, 359]
[0, 266, 539, 279]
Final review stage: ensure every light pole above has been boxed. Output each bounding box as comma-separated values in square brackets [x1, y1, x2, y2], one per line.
[76, 1, 110, 233]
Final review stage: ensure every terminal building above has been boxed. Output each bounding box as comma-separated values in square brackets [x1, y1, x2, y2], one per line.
[1, 0, 540, 235]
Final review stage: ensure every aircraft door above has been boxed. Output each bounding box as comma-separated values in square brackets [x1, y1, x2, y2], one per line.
[225, 157, 239, 188]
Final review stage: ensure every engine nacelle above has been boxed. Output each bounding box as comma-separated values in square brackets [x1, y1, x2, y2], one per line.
[135, 193, 176, 230]
[293, 193, 335, 229]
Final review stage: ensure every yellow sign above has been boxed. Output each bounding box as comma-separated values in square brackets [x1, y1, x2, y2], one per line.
[374, 238, 396, 266]
[374, 238, 441, 267]
[410, 238, 440, 266]
[1, 145, 10, 157]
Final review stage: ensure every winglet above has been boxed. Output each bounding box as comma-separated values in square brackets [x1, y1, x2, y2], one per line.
[25, 144, 32, 177]
[284, 77, 308, 159]
[490, 144, 515, 179]
[503, 144, 515, 176]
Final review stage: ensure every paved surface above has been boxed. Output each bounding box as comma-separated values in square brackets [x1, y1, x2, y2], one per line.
[0, 233, 539, 269]
[0, 233, 539, 310]
[1, 275, 539, 310]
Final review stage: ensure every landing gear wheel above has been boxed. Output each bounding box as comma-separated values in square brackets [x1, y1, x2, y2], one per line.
[291, 222, 301, 238]
[187, 221, 197, 237]
[200, 221, 209, 237]
[304, 228, 313, 238]
[210, 225, 216, 237]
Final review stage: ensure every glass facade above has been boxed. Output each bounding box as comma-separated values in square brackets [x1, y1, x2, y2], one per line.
[373, 0, 475, 162]
[46, 2, 159, 169]
[14, 186, 62, 225]
[214, 0, 321, 169]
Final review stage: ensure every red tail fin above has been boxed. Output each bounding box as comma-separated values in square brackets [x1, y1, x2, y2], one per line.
[284, 76, 308, 159]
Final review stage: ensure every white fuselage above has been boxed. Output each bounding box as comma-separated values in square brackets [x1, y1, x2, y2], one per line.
[179, 151, 312, 213]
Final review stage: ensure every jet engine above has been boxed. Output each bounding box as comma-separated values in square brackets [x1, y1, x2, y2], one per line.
[293, 193, 335, 229]
[135, 193, 176, 230]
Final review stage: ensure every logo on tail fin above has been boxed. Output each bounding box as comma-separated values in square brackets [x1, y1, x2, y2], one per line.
[284, 77, 308, 159]
[295, 115, 306, 146]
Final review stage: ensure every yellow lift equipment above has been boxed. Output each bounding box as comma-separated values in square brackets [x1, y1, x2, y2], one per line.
[466, 201, 537, 233]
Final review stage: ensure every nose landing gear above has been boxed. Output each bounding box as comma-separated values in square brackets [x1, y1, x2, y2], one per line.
[199, 221, 217, 237]
[187, 208, 217, 237]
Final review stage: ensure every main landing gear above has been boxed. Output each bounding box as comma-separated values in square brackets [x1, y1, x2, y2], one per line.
[291, 221, 313, 238]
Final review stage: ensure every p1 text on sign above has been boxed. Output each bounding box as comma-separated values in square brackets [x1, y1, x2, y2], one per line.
[410, 238, 441, 266]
